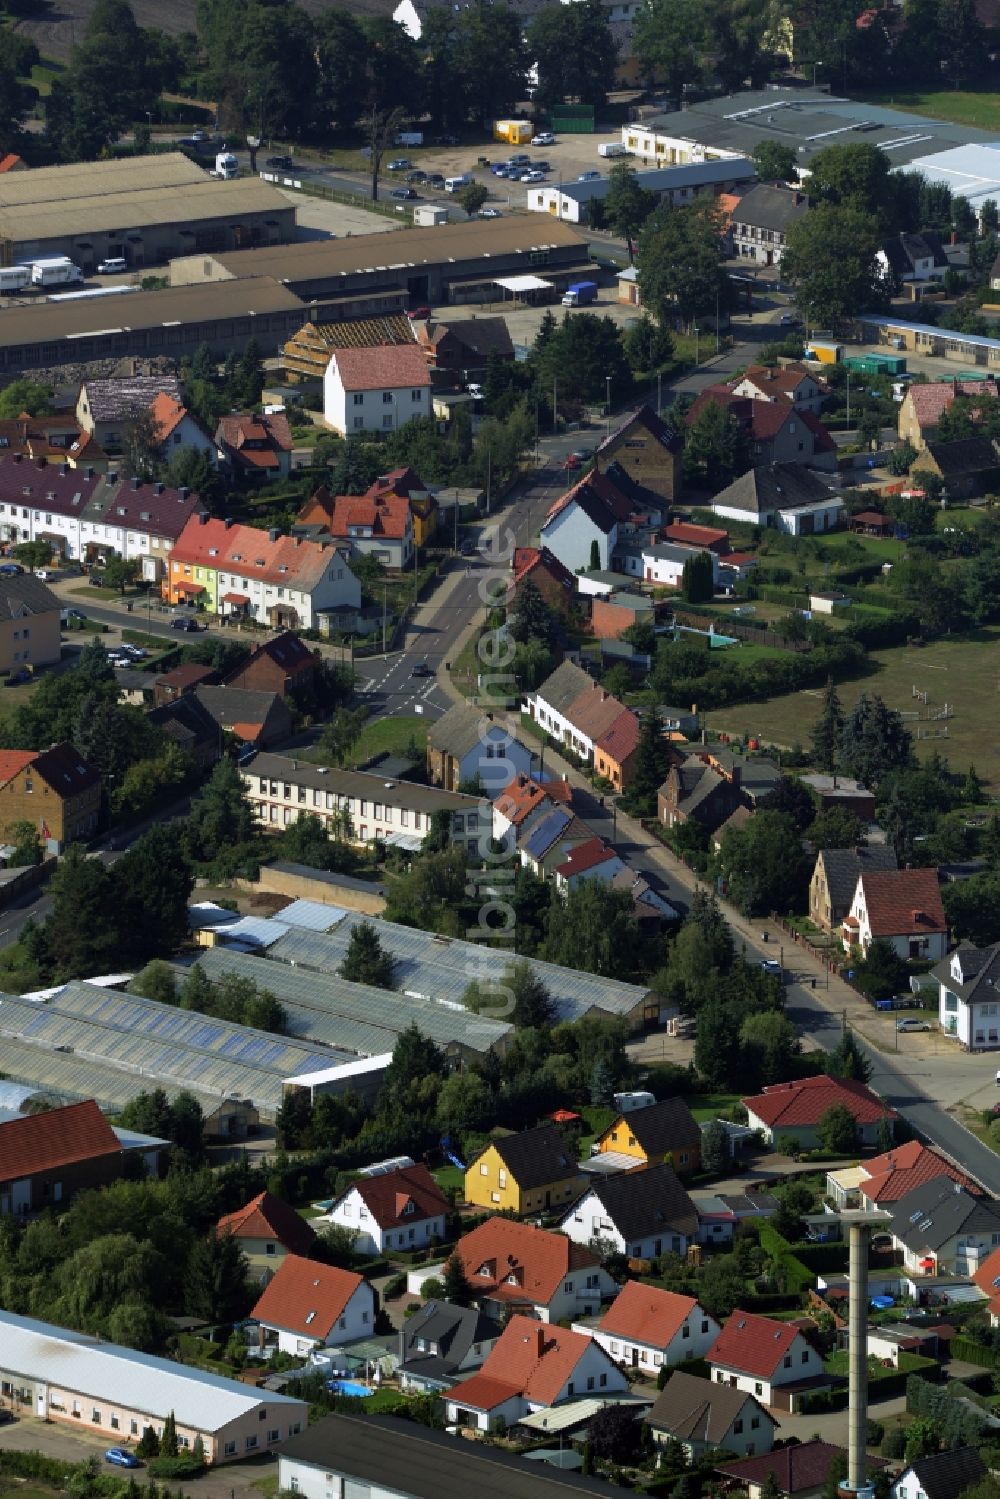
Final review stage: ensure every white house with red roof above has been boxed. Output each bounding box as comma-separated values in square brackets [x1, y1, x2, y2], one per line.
[444, 1315, 628, 1432]
[842, 867, 948, 961]
[167, 514, 360, 628]
[318, 1163, 447, 1257]
[707, 1311, 825, 1408]
[553, 837, 624, 893]
[323, 344, 432, 437]
[412, 1217, 616, 1323]
[150, 391, 217, 467]
[491, 771, 572, 846]
[583, 1283, 720, 1376]
[539, 471, 637, 574]
[250, 1253, 376, 1356]
[743, 1074, 896, 1151]
[215, 411, 293, 479]
[217, 1189, 318, 1283]
[826, 1139, 979, 1212]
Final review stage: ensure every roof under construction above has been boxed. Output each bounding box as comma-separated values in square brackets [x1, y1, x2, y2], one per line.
[283, 314, 417, 379]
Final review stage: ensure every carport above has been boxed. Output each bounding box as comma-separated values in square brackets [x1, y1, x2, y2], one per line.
[493, 273, 555, 307]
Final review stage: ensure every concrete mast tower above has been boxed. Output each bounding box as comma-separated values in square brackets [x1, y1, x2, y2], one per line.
[837, 1209, 892, 1499]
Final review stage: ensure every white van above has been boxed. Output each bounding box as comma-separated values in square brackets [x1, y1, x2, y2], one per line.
[445, 173, 473, 193]
[96, 257, 127, 275]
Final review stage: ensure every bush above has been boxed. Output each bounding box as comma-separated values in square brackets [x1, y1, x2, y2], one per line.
[383, 1272, 407, 1299]
[147, 1455, 206, 1479]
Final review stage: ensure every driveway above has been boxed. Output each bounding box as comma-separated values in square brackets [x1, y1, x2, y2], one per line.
[0, 1415, 274, 1499]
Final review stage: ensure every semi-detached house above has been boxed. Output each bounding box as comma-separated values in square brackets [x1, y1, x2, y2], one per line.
[934, 940, 1000, 1049]
[165, 515, 360, 629]
[523, 660, 640, 787]
[0, 454, 204, 579]
[581, 1282, 720, 1376]
[242, 752, 483, 854]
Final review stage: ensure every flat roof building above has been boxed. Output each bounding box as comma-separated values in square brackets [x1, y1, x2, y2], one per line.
[526, 159, 756, 224]
[0, 153, 295, 271]
[168, 217, 591, 308]
[0, 1309, 308, 1464]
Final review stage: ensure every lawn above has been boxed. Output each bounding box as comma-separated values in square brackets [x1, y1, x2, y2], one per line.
[0, 674, 42, 727]
[686, 1092, 742, 1122]
[706, 623, 1000, 789]
[854, 89, 1000, 132]
[318, 715, 429, 769]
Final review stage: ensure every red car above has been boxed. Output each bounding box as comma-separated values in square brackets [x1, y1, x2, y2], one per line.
[563, 453, 581, 470]
[407, 306, 431, 319]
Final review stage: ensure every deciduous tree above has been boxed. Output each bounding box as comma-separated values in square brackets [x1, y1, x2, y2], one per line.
[783, 204, 887, 331]
[638, 200, 729, 330]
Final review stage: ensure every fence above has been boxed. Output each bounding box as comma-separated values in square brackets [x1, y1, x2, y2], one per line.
[0, 857, 55, 911]
[670, 607, 812, 653]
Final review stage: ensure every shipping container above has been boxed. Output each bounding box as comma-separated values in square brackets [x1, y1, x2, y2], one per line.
[493, 119, 533, 146]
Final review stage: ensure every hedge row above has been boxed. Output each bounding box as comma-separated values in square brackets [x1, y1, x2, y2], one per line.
[758, 1221, 816, 1295]
[951, 1337, 1000, 1370]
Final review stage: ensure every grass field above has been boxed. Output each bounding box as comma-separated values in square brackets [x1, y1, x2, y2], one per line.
[345, 715, 428, 768]
[706, 624, 1000, 787]
[854, 89, 1000, 132]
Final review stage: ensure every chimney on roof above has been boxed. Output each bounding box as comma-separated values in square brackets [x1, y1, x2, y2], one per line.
[793, 191, 803, 206]
[730, 765, 741, 790]
[85, 466, 94, 480]
[154, 482, 164, 495]
[224, 518, 234, 530]
[269, 528, 279, 542]
[178, 486, 189, 500]
[60, 462, 69, 476]
[536, 1326, 546, 1359]
[198, 512, 209, 526]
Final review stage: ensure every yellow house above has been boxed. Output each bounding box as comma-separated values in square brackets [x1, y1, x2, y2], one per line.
[465, 1123, 584, 1216]
[595, 1099, 702, 1175]
[217, 1189, 318, 1284]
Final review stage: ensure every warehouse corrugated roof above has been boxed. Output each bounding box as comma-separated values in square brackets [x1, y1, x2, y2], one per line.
[0, 177, 291, 241]
[0, 1309, 306, 1430]
[0, 277, 305, 351]
[0, 151, 205, 206]
[200, 216, 587, 283]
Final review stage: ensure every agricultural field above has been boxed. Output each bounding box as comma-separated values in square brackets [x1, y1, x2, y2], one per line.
[855, 89, 1000, 132]
[706, 624, 1000, 788]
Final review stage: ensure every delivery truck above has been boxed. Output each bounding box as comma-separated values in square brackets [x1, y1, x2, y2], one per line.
[211, 152, 239, 179]
[28, 258, 84, 287]
[561, 280, 598, 307]
[0, 266, 31, 294]
[598, 142, 628, 158]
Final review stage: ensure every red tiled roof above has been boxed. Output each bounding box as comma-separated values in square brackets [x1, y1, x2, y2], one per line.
[736, 363, 825, 398]
[463, 1315, 606, 1407]
[250, 1252, 366, 1338]
[744, 1073, 896, 1130]
[0, 1099, 120, 1183]
[149, 391, 208, 446]
[719, 551, 757, 566]
[707, 1309, 809, 1378]
[972, 1244, 1000, 1296]
[348, 1163, 448, 1230]
[494, 773, 571, 826]
[218, 1190, 318, 1255]
[598, 1282, 699, 1349]
[0, 750, 36, 787]
[860, 1142, 979, 1204]
[367, 466, 430, 500]
[216, 411, 293, 465]
[447, 1372, 522, 1411]
[555, 836, 618, 879]
[0, 154, 23, 173]
[454, 1217, 599, 1308]
[905, 379, 998, 430]
[331, 344, 431, 392]
[857, 867, 946, 937]
[716, 1440, 885, 1494]
[595, 709, 641, 765]
[565, 681, 631, 742]
[663, 522, 729, 549]
[171, 515, 346, 591]
[544, 470, 631, 530]
[852, 510, 892, 527]
[158, 662, 218, 691]
[685, 387, 836, 450]
[511, 546, 575, 591]
[328, 492, 411, 541]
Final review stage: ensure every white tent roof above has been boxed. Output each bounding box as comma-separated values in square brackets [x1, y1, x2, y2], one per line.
[494, 274, 552, 292]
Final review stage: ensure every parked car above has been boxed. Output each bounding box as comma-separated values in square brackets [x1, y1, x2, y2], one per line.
[4, 668, 30, 686]
[411, 661, 433, 677]
[391, 187, 419, 200]
[459, 539, 476, 556]
[521, 170, 546, 184]
[759, 958, 782, 977]
[778, 312, 801, 326]
[578, 170, 601, 182]
[266, 154, 294, 169]
[563, 453, 581, 470]
[491, 163, 511, 177]
[896, 1017, 931, 1032]
[387, 158, 412, 172]
[479, 206, 502, 218]
[531, 131, 555, 146]
[191, 130, 208, 142]
[532, 160, 551, 173]
[0, 562, 23, 576]
[105, 1450, 142, 1469]
[407, 305, 431, 319]
[170, 616, 202, 632]
[36, 568, 57, 580]
[407, 170, 427, 183]
[427, 173, 446, 188]
[60, 608, 86, 625]
[434, 133, 459, 146]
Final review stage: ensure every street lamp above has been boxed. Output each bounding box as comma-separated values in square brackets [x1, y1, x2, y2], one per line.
[605, 374, 612, 438]
[812, 61, 823, 88]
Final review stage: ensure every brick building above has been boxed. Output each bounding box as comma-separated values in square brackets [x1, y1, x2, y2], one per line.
[223, 632, 317, 700]
[0, 743, 101, 853]
[592, 405, 683, 504]
[0, 1100, 129, 1216]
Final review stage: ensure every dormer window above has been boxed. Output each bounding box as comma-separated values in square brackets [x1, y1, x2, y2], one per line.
[209, 547, 219, 557]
